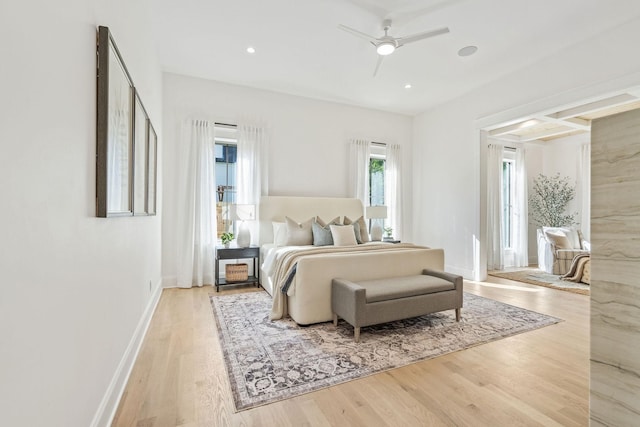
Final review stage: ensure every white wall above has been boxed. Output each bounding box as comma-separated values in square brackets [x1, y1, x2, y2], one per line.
[0, 1, 162, 426]
[162, 73, 413, 286]
[412, 16, 640, 280]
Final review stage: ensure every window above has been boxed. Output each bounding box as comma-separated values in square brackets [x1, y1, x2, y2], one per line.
[369, 157, 385, 206]
[369, 143, 387, 233]
[215, 140, 237, 237]
[502, 150, 516, 249]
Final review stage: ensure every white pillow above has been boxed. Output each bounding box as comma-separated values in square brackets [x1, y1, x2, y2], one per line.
[272, 222, 287, 246]
[285, 216, 313, 246]
[544, 230, 571, 249]
[543, 226, 580, 249]
[330, 224, 358, 246]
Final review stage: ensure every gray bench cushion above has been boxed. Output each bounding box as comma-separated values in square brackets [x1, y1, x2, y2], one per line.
[356, 275, 455, 303]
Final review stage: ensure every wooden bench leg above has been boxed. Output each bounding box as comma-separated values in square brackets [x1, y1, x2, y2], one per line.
[455, 308, 461, 322]
[354, 326, 360, 342]
[332, 313, 338, 327]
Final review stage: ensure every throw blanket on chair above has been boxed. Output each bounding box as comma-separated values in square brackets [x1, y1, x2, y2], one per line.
[561, 253, 591, 285]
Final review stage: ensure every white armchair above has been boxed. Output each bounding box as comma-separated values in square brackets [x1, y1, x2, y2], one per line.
[537, 227, 590, 275]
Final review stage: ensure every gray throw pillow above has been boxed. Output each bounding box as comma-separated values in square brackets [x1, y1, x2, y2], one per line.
[312, 221, 334, 246]
[344, 215, 370, 243]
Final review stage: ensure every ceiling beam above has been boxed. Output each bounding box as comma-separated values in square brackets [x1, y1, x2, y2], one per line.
[550, 93, 638, 119]
[539, 114, 590, 131]
[488, 119, 541, 137]
[518, 126, 577, 142]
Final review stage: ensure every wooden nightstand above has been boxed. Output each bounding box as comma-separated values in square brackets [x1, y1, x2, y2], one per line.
[215, 246, 260, 292]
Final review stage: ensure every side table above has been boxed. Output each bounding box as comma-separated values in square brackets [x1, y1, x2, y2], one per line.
[215, 246, 260, 292]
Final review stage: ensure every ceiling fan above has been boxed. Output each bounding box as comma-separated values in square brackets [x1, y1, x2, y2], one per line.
[338, 19, 449, 76]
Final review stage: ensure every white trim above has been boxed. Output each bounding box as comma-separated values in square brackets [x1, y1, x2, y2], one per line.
[445, 264, 475, 281]
[90, 283, 163, 427]
[475, 72, 640, 130]
[162, 275, 177, 288]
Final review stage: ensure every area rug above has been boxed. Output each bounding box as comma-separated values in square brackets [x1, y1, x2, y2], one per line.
[488, 268, 590, 295]
[210, 291, 562, 411]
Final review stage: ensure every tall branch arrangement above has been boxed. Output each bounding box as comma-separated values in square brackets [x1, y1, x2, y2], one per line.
[529, 173, 577, 227]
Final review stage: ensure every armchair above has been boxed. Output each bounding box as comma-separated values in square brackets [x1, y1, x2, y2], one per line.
[537, 227, 590, 275]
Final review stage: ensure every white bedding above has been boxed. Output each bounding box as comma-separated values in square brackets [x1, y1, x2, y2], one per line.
[256, 196, 446, 324]
[261, 243, 431, 320]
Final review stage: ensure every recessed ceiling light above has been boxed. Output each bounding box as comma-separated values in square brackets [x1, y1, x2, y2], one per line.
[246, 46, 256, 54]
[458, 45, 478, 57]
[404, 84, 412, 89]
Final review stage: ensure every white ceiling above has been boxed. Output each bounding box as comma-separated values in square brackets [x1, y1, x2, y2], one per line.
[153, 0, 640, 116]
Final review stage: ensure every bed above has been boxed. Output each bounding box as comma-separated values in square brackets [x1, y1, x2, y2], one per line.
[259, 196, 445, 325]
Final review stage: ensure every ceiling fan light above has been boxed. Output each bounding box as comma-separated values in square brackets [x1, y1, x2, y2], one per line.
[376, 42, 395, 56]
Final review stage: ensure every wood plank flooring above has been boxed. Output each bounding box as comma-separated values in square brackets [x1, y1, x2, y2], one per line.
[111, 276, 589, 426]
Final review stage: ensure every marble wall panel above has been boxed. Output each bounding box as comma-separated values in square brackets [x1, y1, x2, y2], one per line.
[591, 108, 640, 426]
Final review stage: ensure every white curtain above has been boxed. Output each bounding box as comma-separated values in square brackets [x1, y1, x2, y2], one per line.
[236, 122, 269, 245]
[487, 143, 504, 270]
[349, 139, 370, 206]
[385, 144, 402, 239]
[577, 144, 591, 241]
[513, 146, 528, 267]
[176, 119, 216, 288]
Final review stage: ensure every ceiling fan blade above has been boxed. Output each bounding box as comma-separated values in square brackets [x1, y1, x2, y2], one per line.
[397, 27, 449, 46]
[373, 55, 385, 77]
[337, 24, 378, 43]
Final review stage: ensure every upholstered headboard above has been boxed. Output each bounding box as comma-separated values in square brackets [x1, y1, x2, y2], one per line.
[259, 196, 364, 246]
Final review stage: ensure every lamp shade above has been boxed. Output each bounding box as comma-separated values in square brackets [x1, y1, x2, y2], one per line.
[230, 204, 256, 221]
[365, 205, 388, 219]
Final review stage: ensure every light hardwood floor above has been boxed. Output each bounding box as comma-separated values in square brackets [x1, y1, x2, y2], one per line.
[112, 276, 589, 426]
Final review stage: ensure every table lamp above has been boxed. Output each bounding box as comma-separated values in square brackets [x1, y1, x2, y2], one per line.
[366, 205, 387, 241]
[231, 204, 256, 247]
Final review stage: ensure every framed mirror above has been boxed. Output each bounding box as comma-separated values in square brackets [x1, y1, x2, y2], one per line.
[133, 90, 148, 215]
[96, 26, 157, 217]
[96, 26, 134, 217]
[146, 121, 157, 215]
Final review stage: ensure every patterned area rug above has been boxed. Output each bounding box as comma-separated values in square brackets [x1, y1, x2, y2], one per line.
[210, 291, 562, 412]
[489, 268, 590, 295]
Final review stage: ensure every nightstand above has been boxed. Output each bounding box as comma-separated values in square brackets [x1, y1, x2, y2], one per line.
[215, 246, 260, 292]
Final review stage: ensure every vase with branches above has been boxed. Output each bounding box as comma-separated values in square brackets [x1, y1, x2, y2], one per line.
[529, 173, 578, 227]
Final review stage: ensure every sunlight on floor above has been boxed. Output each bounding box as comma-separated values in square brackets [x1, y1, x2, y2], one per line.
[464, 280, 543, 293]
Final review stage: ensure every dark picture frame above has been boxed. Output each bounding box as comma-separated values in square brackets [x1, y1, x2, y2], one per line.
[96, 26, 157, 217]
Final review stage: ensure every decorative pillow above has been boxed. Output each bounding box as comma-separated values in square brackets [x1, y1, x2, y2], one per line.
[344, 216, 370, 243]
[285, 216, 313, 246]
[315, 216, 341, 227]
[543, 226, 580, 249]
[544, 230, 571, 249]
[272, 222, 287, 246]
[311, 221, 334, 246]
[330, 224, 358, 246]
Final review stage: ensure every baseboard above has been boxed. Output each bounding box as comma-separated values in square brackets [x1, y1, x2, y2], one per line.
[90, 282, 163, 427]
[445, 264, 475, 281]
[162, 275, 177, 288]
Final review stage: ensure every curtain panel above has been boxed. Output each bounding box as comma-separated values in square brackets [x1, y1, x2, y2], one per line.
[349, 139, 370, 206]
[176, 119, 216, 288]
[385, 144, 402, 240]
[486, 143, 504, 271]
[236, 122, 269, 245]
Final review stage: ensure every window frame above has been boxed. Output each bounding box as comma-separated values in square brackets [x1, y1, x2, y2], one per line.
[502, 150, 516, 250]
